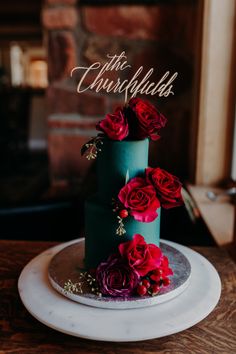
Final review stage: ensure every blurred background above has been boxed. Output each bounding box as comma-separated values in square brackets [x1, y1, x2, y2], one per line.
[0, 0, 235, 250]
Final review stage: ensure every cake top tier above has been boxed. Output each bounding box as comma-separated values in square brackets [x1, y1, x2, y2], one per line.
[81, 98, 167, 161]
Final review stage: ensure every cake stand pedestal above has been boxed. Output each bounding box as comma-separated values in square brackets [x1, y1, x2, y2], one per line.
[18, 239, 221, 342]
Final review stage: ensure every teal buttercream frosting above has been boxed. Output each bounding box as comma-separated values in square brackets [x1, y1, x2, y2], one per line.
[97, 138, 149, 202]
[84, 138, 161, 268]
[85, 196, 161, 268]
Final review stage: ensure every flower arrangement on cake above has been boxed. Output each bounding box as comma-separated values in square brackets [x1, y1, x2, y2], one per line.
[82, 97, 167, 159]
[64, 234, 173, 298]
[64, 97, 183, 299]
[114, 167, 183, 235]
[96, 234, 173, 297]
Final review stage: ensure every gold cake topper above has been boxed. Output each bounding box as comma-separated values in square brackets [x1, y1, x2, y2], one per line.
[71, 51, 178, 103]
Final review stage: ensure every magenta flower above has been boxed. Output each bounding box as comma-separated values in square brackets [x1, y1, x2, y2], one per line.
[96, 255, 139, 297]
[118, 177, 160, 222]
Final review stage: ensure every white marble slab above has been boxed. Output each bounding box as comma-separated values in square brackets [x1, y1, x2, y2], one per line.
[18, 239, 221, 342]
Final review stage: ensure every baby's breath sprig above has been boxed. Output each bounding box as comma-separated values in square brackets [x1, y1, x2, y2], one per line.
[116, 216, 126, 236]
[81, 135, 104, 160]
[64, 279, 82, 294]
[63, 271, 102, 297]
[112, 199, 129, 236]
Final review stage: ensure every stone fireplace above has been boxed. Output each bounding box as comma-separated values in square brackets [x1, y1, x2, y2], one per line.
[42, 0, 200, 185]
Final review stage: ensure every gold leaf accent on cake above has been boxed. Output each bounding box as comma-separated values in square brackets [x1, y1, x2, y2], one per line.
[116, 216, 126, 236]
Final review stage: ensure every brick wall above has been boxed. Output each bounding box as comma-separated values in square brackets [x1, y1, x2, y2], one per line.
[42, 0, 199, 184]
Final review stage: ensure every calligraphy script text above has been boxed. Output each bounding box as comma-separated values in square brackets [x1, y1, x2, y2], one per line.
[71, 52, 178, 102]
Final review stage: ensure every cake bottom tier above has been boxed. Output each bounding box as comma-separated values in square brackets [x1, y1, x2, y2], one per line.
[85, 196, 161, 268]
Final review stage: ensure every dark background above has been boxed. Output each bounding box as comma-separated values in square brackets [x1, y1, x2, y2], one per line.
[0, 0, 215, 246]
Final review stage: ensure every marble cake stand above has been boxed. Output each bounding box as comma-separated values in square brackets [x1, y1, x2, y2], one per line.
[18, 239, 221, 342]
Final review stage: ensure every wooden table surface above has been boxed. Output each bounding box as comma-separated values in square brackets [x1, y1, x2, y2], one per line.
[0, 240, 236, 354]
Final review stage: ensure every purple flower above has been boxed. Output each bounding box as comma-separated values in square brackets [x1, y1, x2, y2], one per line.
[96, 255, 139, 297]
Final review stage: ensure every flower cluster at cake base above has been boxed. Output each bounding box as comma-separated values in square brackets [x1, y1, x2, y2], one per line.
[64, 234, 173, 298]
[114, 167, 183, 235]
[96, 234, 173, 297]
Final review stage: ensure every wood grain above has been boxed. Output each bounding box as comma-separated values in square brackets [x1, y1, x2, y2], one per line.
[0, 240, 236, 354]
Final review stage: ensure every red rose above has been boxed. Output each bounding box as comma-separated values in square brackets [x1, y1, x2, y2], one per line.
[146, 167, 183, 209]
[97, 109, 128, 141]
[119, 234, 162, 277]
[129, 98, 167, 141]
[118, 177, 160, 222]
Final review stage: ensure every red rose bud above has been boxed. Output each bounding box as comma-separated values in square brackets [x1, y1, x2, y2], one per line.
[137, 284, 147, 296]
[119, 209, 129, 218]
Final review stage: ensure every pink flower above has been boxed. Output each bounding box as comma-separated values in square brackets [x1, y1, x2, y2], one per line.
[119, 234, 163, 277]
[97, 109, 128, 141]
[146, 167, 183, 209]
[118, 177, 160, 222]
[129, 98, 167, 141]
[96, 255, 139, 297]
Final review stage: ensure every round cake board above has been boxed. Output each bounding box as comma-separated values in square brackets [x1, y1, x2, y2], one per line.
[18, 239, 221, 342]
[48, 240, 191, 309]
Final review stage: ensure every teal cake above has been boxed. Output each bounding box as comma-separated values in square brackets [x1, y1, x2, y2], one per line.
[85, 138, 161, 269]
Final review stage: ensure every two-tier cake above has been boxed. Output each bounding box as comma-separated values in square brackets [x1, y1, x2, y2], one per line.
[82, 97, 183, 298]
